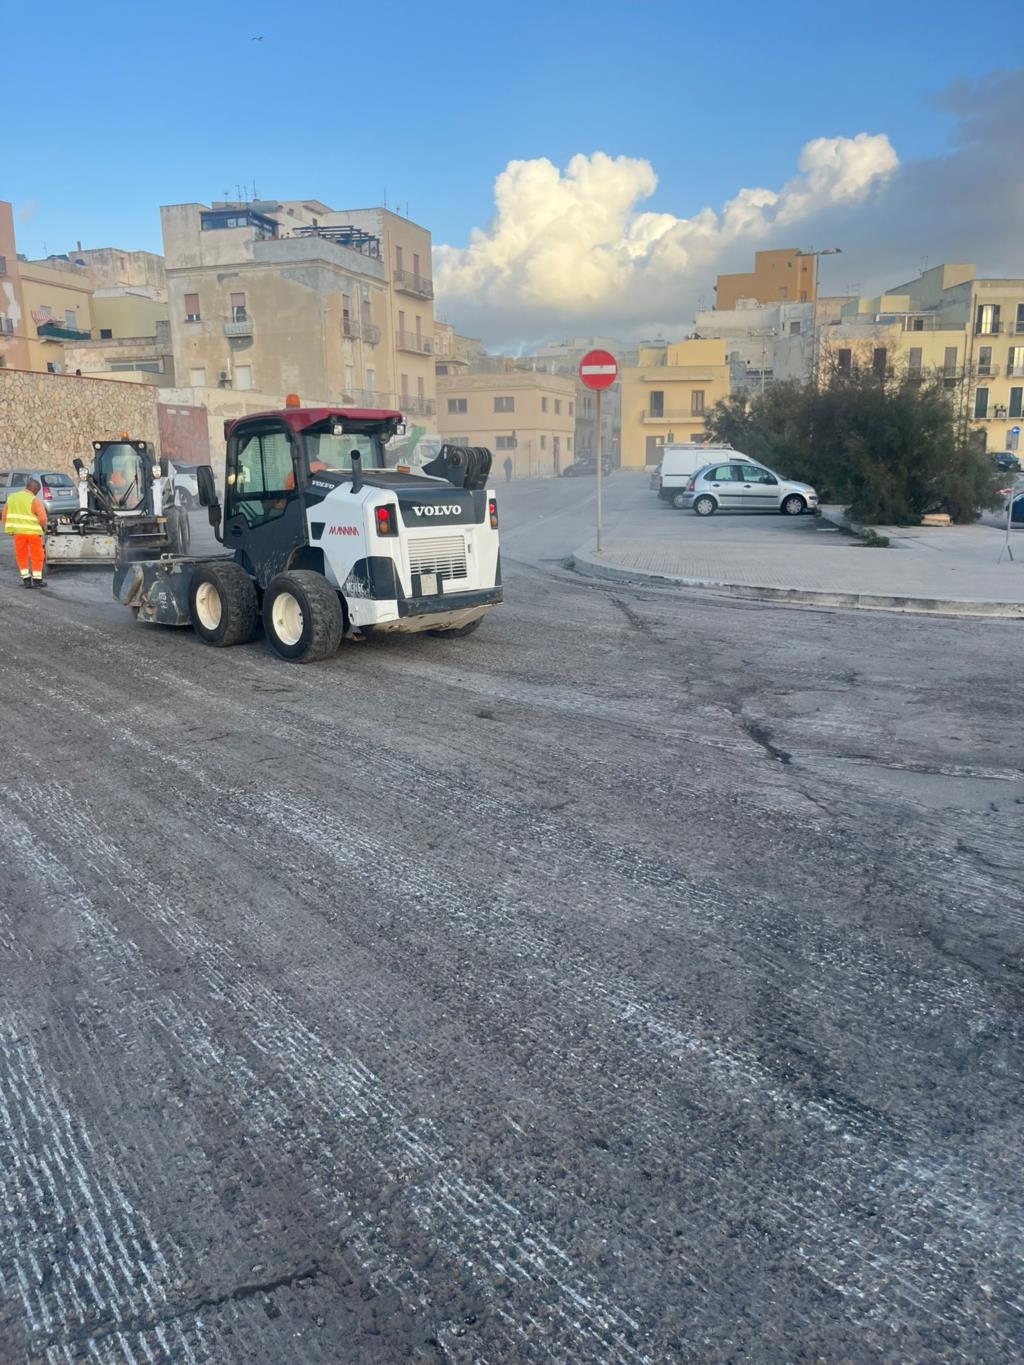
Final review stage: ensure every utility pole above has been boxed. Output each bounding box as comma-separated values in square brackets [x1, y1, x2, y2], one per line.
[796, 247, 842, 387]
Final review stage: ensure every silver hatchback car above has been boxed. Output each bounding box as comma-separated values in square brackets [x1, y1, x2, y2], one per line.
[682, 460, 819, 516]
[0, 470, 80, 517]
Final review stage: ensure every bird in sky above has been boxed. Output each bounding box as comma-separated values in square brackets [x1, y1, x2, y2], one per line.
[251, 35, 263, 42]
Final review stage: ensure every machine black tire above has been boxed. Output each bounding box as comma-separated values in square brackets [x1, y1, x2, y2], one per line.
[166, 506, 191, 555]
[189, 562, 258, 647]
[781, 494, 806, 516]
[671, 490, 688, 510]
[263, 570, 343, 663]
[428, 618, 483, 639]
[176, 489, 196, 510]
[693, 495, 717, 517]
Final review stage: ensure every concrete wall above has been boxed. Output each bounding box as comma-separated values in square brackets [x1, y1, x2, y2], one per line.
[0, 367, 160, 473]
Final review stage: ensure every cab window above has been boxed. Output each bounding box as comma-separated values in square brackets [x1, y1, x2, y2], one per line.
[227, 426, 295, 527]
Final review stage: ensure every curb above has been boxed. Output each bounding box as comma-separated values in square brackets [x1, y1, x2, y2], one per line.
[570, 549, 1024, 619]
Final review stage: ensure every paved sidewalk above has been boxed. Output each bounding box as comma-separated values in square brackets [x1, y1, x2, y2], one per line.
[572, 484, 1024, 617]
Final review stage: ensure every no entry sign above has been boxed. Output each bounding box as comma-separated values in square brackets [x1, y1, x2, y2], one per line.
[579, 349, 618, 391]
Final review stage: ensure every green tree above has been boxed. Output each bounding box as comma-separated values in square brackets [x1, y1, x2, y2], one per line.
[706, 365, 1001, 524]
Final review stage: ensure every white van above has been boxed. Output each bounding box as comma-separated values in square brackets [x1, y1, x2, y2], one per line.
[656, 444, 733, 508]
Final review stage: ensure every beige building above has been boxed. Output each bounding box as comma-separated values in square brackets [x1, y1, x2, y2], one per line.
[0, 202, 93, 373]
[715, 248, 816, 310]
[161, 198, 437, 420]
[819, 264, 1024, 452]
[437, 370, 576, 477]
[620, 339, 731, 467]
[434, 321, 485, 378]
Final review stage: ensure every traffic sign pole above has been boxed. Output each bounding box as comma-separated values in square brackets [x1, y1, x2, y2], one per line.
[578, 349, 618, 557]
[596, 387, 603, 552]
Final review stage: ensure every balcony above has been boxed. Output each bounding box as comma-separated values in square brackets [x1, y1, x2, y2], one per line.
[396, 329, 433, 355]
[343, 388, 396, 408]
[977, 365, 1001, 378]
[401, 396, 436, 418]
[642, 407, 705, 423]
[36, 321, 91, 342]
[343, 322, 381, 345]
[1007, 365, 1024, 378]
[224, 315, 253, 338]
[975, 321, 1005, 335]
[393, 268, 434, 300]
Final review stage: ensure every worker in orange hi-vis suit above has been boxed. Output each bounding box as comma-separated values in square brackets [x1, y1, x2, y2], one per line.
[2, 476, 48, 588]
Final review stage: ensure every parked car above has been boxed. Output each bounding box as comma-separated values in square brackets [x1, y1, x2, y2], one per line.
[562, 457, 612, 477]
[656, 443, 729, 509]
[168, 461, 201, 508]
[991, 452, 1021, 474]
[682, 460, 819, 516]
[0, 469, 80, 517]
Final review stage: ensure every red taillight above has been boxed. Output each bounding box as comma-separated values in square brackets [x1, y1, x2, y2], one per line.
[375, 505, 397, 536]
[488, 497, 498, 529]
[42, 485, 53, 500]
[687, 478, 696, 492]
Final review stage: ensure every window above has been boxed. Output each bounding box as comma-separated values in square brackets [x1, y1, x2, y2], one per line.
[978, 346, 993, 375]
[799, 291, 808, 302]
[709, 464, 738, 481]
[778, 286, 788, 299]
[568, 401, 573, 417]
[976, 304, 1000, 335]
[908, 347, 923, 372]
[447, 398, 467, 414]
[366, 367, 376, 392]
[495, 435, 516, 450]
[413, 252, 420, 278]
[789, 321, 801, 335]
[436, 364, 448, 376]
[230, 292, 247, 321]
[395, 245, 404, 273]
[227, 427, 295, 527]
[65, 309, 77, 328]
[38, 305, 53, 319]
[541, 397, 548, 413]
[540, 434, 547, 450]
[401, 373, 409, 400]
[567, 436, 572, 451]
[361, 296, 371, 327]
[554, 399, 562, 415]
[944, 346, 958, 375]
[184, 293, 200, 322]
[649, 389, 664, 418]
[872, 348, 887, 379]
[188, 367, 206, 386]
[345, 363, 354, 391]
[1016, 303, 1024, 335]
[235, 365, 253, 391]
[837, 348, 852, 375]
[974, 387, 989, 419]
[691, 390, 705, 415]
[494, 396, 514, 412]
[100, 328, 113, 339]
[417, 376, 425, 399]
[1009, 388, 1023, 419]
[342, 295, 352, 335]
[1007, 346, 1024, 377]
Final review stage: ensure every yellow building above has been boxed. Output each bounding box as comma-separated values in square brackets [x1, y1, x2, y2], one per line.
[715, 249, 816, 310]
[0, 203, 94, 373]
[437, 370, 576, 477]
[161, 198, 437, 420]
[819, 264, 1024, 452]
[620, 339, 730, 467]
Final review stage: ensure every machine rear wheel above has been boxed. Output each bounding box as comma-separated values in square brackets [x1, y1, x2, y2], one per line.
[263, 571, 343, 663]
[189, 563, 258, 647]
[166, 506, 191, 555]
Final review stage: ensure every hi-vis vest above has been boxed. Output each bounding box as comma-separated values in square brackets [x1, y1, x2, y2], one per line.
[4, 489, 44, 536]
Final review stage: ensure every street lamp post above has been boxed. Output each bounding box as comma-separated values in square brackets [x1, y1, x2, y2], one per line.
[796, 247, 841, 386]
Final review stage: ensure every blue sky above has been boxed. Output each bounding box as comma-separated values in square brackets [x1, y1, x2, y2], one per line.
[6, 0, 1016, 258]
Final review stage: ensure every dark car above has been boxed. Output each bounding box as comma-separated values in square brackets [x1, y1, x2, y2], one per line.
[561, 457, 612, 477]
[991, 452, 1021, 474]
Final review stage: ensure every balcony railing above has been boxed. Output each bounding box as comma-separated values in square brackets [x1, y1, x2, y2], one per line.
[401, 396, 436, 418]
[393, 269, 434, 300]
[396, 330, 433, 354]
[975, 321, 1005, 335]
[343, 322, 381, 345]
[642, 407, 705, 422]
[1007, 365, 1024, 378]
[37, 321, 91, 342]
[343, 388, 396, 408]
[224, 316, 253, 337]
[342, 321, 362, 341]
[976, 365, 1000, 378]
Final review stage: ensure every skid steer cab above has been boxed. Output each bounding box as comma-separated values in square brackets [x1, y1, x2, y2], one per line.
[46, 438, 189, 567]
[112, 402, 503, 663]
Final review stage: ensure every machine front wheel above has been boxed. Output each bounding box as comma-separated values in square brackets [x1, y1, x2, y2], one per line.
[189, 563, 258, 647]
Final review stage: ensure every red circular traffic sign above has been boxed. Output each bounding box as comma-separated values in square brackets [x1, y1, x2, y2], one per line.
[579, 349, 618, 391]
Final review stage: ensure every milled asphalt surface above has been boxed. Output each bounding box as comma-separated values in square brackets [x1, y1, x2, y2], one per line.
[1, 475, 1023, 1363]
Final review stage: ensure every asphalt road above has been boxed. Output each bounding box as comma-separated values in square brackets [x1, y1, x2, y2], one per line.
[1, 476, 1022, 1364]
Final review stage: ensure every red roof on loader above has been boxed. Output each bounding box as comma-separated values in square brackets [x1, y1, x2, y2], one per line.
[223, 407, 404, 440]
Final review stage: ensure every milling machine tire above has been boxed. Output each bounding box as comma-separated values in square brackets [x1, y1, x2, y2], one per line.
[189, 562, 258, 647]
[263, 570, 343, 663]
[166, 505, 191, 556]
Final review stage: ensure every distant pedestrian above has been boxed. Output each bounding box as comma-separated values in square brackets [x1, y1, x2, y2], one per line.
[2, 477, 47, 587]
[503, 456, 513, 483]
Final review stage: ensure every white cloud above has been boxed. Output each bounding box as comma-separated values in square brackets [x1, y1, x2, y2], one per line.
[434, 134, 898, 344]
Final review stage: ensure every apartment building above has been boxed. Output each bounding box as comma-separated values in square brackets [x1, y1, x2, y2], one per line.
[620, 339, 730, 467]
[819, 264, 1024, 451]
[434, 322, 485, 378]
[437, 370, 576, 477]
[161, 198, 437, 420]
[0, 202, 93, 372]
[695, 301, 815, 391]
[518, 336, 628, 465]
[715, 248, 817, 310]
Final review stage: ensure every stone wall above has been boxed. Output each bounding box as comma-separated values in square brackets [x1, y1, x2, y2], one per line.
[0, 367, 161, 474]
